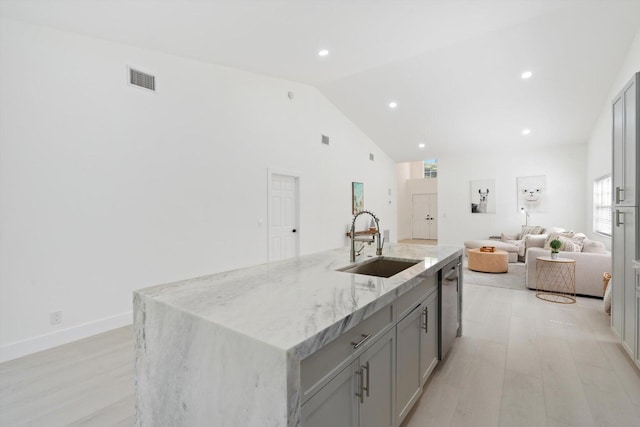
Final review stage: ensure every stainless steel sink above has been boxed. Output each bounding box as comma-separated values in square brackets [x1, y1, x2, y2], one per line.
[336, 257, 421, 278]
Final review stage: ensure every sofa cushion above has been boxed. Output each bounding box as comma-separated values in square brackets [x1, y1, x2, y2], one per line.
[524, 234, 546, 249]
[582, 239, 608, 254]
[501, 232, 520, 241]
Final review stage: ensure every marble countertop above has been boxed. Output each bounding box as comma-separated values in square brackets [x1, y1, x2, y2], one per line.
[135, 243, 463, 360]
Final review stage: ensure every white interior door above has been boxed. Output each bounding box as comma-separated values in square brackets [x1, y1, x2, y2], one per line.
[412, 194, 438, 240]
[269, 173, 299, 262]
[427, 194, 438, 239]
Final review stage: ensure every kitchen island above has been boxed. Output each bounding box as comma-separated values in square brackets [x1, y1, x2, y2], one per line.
[134, 243, 463, 426]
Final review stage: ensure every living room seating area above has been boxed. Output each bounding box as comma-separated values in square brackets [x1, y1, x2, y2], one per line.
[465, 226, 611, 298]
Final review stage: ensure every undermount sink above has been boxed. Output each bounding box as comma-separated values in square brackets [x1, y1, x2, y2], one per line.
[336, 257, 421, 278]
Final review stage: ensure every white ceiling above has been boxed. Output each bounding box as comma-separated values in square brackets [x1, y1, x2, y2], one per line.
[2, 0, 640, 162]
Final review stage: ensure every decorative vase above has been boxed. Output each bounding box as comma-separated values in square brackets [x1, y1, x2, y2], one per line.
[551, 252, 559, 260]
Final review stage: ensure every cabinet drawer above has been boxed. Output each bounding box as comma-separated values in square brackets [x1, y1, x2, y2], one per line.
[395, 275, 437, 321]
[301, 303, 393, 403]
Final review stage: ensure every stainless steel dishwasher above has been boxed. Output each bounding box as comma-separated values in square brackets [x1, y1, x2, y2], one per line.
[439, 258, 461, 359]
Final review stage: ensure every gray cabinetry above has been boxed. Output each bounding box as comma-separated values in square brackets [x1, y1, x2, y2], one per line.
[300, 261, 460, 427]
[612, 72, 640, 362]
[301, 328, 395, 427]
[395, 301, 424, 424]
[359, 328, 395, 427]
[420, 291, 439, 385]
[614, 207, 638, 355]
[395, 288, 438, 426]
[302, 360, 359, 427]
[612, 74, 639, 207]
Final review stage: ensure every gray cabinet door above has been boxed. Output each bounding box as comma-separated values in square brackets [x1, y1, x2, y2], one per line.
[613, 206, 639, 356]
[622, 76, 638, 206]
[395, 303, 422, 425]
[612, 210, 625, 337]
[360, 328, 395, 427]
[612, 74, 639, 207]
[420, 291, 439, 385]
[613, 88, 625, 205]
[302, 359, 359, 427]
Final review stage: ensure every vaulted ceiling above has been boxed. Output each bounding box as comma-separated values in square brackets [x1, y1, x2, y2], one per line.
[2, 0, 640, 161]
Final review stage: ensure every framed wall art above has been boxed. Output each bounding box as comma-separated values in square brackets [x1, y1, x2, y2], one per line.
[352, 182, 364, 214]
[470, 179, 496, 214]
[517, 175, 547, 213]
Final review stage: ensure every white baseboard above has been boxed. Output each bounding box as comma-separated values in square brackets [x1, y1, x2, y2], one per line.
[0, 311, 133, 363]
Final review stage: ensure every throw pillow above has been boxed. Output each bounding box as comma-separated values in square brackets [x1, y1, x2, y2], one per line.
[543, 232, 585, 252]
[521, 225, 544, 238]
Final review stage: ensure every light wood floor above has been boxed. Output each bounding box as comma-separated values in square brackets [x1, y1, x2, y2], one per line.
[404, 284, 640, 427]
[0, 326, 135, 426]
[1, 284, 639, 426]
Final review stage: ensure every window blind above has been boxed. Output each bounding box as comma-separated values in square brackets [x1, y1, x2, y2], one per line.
[593, 175, 612, 236]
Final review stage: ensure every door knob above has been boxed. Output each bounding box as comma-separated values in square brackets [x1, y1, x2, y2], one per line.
[292, 229, 297, 233]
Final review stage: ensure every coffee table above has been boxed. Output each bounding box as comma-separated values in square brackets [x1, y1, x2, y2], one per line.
[467, 248, 508, 273]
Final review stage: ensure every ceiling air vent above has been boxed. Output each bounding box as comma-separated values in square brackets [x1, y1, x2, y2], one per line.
[128, 67, 156, 92]
[321, 135, 330, 145]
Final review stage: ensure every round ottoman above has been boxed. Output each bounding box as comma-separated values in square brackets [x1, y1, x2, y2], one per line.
[467, 248, 509, 273]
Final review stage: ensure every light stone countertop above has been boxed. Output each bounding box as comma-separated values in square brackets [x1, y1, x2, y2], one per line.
[135, 243, 463, 360]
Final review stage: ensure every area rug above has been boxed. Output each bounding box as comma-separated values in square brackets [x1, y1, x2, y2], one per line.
[463, 261, 527, 291]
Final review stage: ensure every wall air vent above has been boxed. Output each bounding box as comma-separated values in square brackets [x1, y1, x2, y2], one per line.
[128, 67, 156, 92]
[321, 135, 330, 145]
[369, 153, 375, 161]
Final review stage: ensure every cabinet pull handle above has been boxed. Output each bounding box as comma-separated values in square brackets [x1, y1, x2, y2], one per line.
[355, 367, 364, 404]
[362, 361, 370, 397]
[422, 306, 428, 333]
[615, 187, 624, 204]
[616, 210, 624, 227]
[351, 333, 372, 349]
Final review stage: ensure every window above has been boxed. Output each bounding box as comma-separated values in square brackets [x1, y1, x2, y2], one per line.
[423, 159, 437, 178]
[593, 175, 612, 236]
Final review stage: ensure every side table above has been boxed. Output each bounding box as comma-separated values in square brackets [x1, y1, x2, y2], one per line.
[535, 256, 576, 304]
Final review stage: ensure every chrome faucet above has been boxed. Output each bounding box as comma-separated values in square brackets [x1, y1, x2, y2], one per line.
[350, 210, 383, 262]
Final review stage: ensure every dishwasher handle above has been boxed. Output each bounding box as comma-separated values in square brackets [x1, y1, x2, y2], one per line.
[444, 264, 459, 281]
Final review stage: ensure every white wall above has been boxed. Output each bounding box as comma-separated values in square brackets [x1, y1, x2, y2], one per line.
[586, 27, 640, 249]
[0, 19, 397, 361]
[437, 144, 587, 246]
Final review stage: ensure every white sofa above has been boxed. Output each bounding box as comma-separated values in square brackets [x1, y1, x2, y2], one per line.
[524, 237, 611, 298]
[464, 225, 546, 263]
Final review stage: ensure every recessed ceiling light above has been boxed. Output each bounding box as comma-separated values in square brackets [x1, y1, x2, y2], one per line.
[522, 128, 531, 135]
[318, 49, 329, 57]
[389, 101, 398, 109]
[418, 143, 426, 149]
[521, 71, 533, 79]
